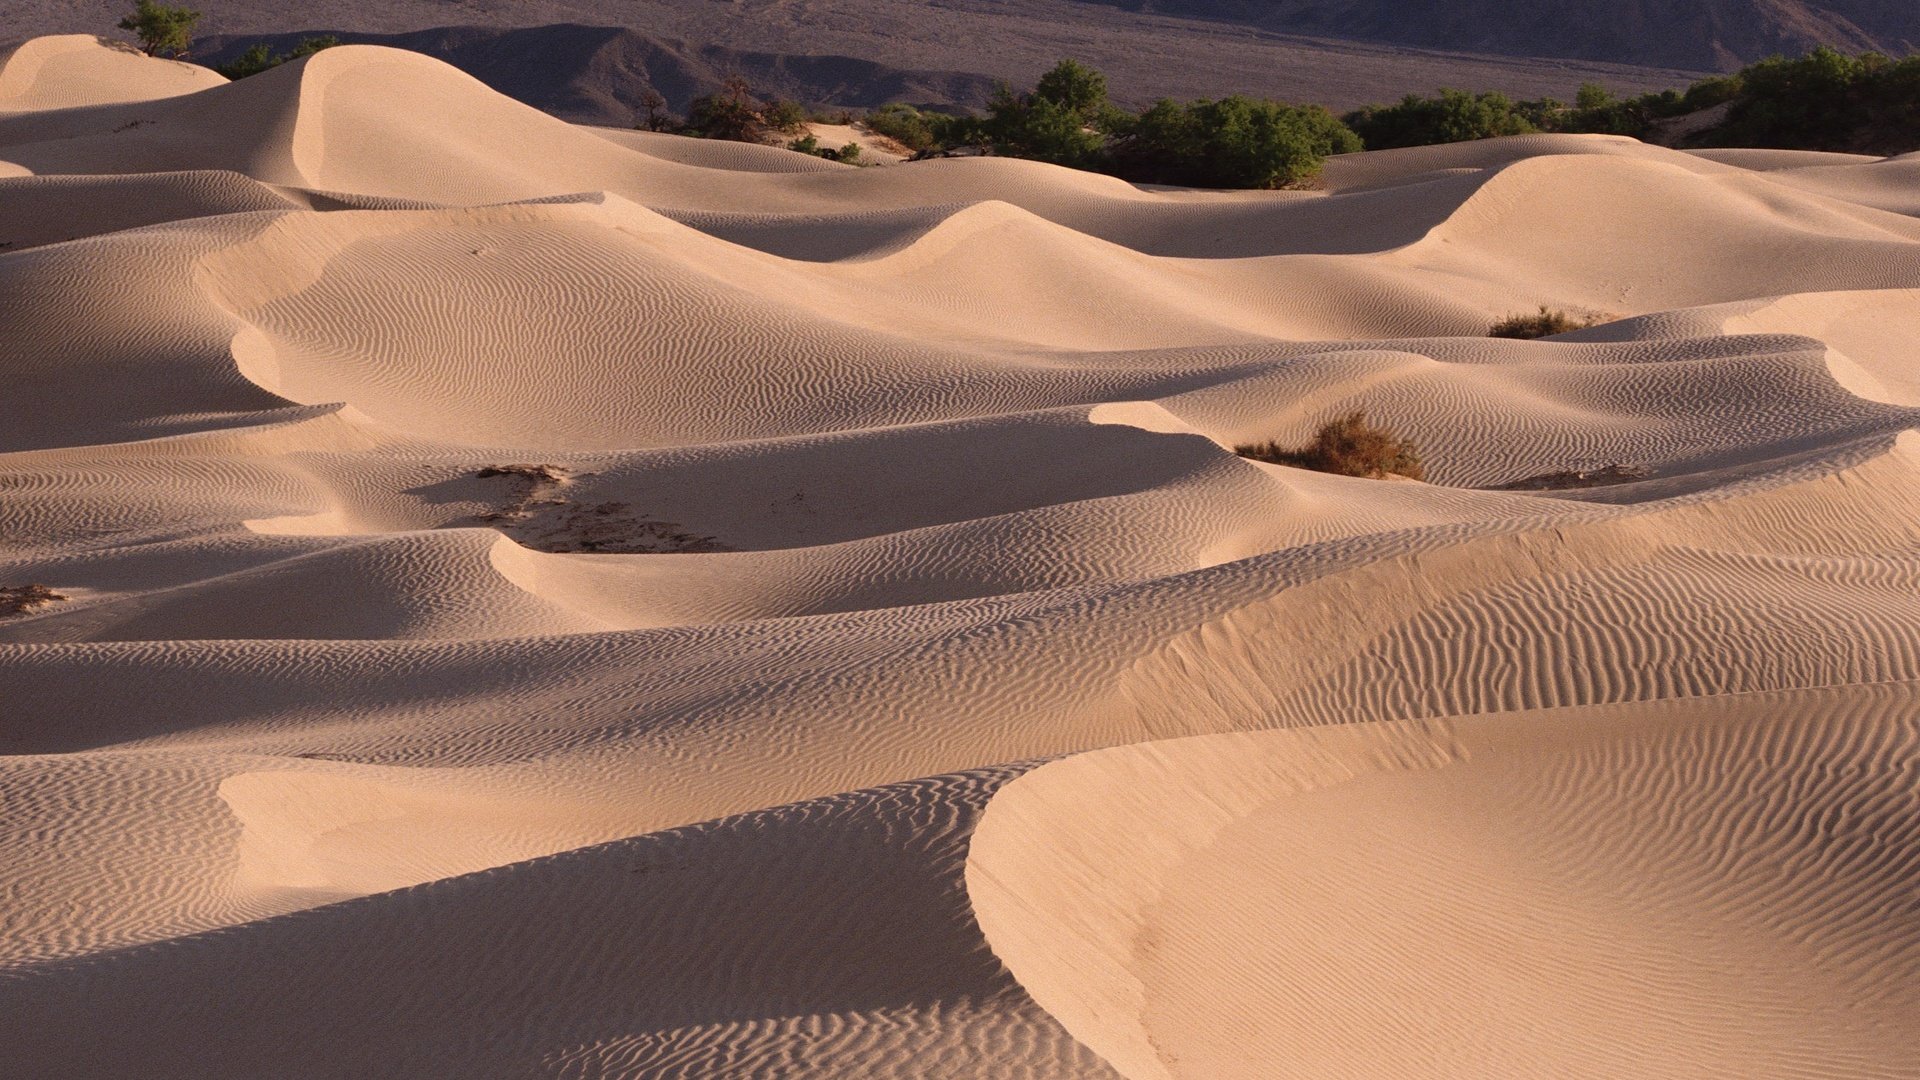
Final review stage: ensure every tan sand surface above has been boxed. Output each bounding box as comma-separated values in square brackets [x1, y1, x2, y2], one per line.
[2, 36, 1919, 1079]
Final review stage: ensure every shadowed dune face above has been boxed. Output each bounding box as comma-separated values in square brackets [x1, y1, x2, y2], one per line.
[5, 37, 1920, 1078]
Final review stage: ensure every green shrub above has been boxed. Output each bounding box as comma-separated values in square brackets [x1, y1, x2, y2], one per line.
[684, 76, 765, 141]
[981, 71, 1108, 167]
[1034, 58, 1108, 116]
[1111, 96, 1359, 188]
[863, 103, 941, 152]
[787, 133, 866, 164]
[929, 60, 1361, 187]
[761, 98, 808, 135]
[1346, 89, 1537, 149]
[1682, 74, 1743, 111]
[1237, 411, 1425, 481]
[1489, 307, 1597, 339]
[117, 0, 200, 58]
[1703, 47, 1920, 153]
[683, 79, 835, 143]
[214, 35, 339, 79]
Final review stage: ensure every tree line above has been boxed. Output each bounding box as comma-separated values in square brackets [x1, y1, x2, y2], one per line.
[868, 49, 1920, 186]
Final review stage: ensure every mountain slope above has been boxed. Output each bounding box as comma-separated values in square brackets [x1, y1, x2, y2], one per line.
[196, 25, 1002, 124]
[1081, 0, 1919, 70]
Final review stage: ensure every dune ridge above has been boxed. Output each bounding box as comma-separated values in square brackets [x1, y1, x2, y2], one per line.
[3, 37, 1919, 1078]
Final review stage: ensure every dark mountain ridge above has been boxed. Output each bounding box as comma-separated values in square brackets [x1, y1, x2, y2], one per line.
[197, 25, 1000, 125]
[1077, 0, 1919, 70]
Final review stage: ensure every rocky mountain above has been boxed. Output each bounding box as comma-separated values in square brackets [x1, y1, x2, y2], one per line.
[196, 25, 1001, 125]
[1079, 0, 1919, 70]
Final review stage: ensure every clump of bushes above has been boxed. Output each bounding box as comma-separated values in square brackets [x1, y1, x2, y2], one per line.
[981, 58, 1122, 168]
[1489, 307, 1599, 339]
[788, 133, 863, 163]
[1341, 81, 1728, 148]
[890, 59, 1360, 188]
[1111, 96, 1361, 189]
[1237, 411, 1425, 481]
[1706, 47, 1920, 154]
[1341, 48, 1918, 155]
[214, 35, 339, 79]
[638, 76, 872, 161]
[862, 103, 953, 153]
[1345, 89, 1539, 149]
[681, 76, 809, 142]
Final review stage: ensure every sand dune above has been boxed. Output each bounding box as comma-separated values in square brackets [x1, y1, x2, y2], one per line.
[970, 685, 1920, 1079]
[0, 34, 224, 110]
[4, 36, 1920, 1078]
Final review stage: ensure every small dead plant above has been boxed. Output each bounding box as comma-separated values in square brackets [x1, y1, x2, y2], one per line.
[1236, 411, 1425, 481]
[1489, 306, 1601, 339]
[0, 584, 68, 617]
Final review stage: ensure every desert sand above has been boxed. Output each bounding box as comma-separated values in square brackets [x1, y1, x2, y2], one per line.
[2, 35, 1918, 1079]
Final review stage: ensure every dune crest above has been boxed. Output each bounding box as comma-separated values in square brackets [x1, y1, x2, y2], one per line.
[3, 39, 1920, 1078]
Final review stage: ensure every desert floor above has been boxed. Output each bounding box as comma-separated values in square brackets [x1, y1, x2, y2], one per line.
[2, 35, 1918, 1080]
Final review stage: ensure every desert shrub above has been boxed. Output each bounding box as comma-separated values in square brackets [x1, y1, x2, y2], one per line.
[217, 43, 275, 78]
[952, 60, 1358, 186]
[1710, 46, 1866, 148]
[787, 134, 864, 163]
[1346, 89, 1537, 149]
[1109, 96, 1360, 188]
[1489, 306, 1595, 339]
[214, 35, 339, 79]
[1340, 72, 1747, 148]
[863, 103, 942, 152]
[980, 69, 1109, 167]
[1033, 58, 1109, 116]
[1681, 74, 1743, 111]
[684, 76, 766, 141]
[118, 0, 200, 58]
[982, 90, 1106, 165]
[1237, 411, 1425, 481]
[682, 80, 830, 143]
[1553, 83, 1692, 138]
[761, 98, 808, 135]
[0, 584, 67, 617]
[633, 89, 672, 131]
[1702, 47, 1920, 154]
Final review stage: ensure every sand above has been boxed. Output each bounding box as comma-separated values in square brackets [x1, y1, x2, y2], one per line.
[1, 35, 1917, 1079]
